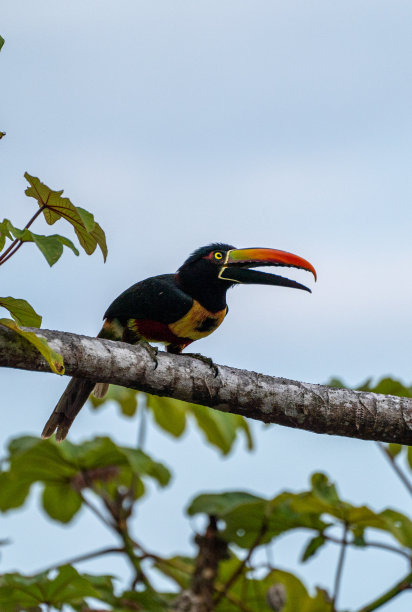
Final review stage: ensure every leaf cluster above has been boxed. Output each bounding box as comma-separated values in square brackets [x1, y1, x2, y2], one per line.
[0, 436, 170, 523]
[90, 386, 253, 456]
[0, 173, 108, 374]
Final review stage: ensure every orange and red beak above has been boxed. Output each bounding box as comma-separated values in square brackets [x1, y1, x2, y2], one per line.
[218, 247, 317, 292]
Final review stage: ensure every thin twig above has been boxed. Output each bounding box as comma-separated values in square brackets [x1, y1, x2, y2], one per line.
[357, 571, 412, 611]
[0, 205, 46, 265]
[324, 534, 412, 562]
[79, 491, 115, 530]
[332, 523, 348, 610]
[37, 546, 125, 574]
[0, 241, 25, 265]
[116, 525, 152, 590]
[137, 395, 147, 450]
[214, 521, 267, 606]
[377, 442, 412, 497]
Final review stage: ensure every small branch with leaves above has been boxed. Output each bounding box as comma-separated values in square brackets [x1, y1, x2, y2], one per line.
[0, 172, 107, 373]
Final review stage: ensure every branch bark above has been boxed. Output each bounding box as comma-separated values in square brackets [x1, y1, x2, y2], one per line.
[1, 325, 412, 444]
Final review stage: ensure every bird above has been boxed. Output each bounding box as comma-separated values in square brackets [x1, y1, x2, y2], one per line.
[42, 243, 316, 441]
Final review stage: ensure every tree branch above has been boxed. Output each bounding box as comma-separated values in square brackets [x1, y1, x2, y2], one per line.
[1, 325, 412, 444]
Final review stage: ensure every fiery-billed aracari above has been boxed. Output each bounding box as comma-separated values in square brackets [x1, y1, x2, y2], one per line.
[42, 243, 316, 440]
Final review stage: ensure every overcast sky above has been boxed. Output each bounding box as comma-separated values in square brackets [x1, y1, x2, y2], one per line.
[2, 2, 412, 610]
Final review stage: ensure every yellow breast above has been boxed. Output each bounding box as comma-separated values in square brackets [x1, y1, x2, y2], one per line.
[169, 300, 227, 341]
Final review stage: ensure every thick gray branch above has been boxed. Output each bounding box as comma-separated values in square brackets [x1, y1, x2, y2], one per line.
[1, 326, 412, 444]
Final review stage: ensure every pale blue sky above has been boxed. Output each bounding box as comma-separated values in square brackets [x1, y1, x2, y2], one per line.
[2, 1, 412, 609]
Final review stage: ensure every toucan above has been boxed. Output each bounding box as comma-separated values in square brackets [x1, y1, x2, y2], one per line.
[42, 243, 316, 440]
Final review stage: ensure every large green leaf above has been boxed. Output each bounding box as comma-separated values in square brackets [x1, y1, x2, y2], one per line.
[0, 472, 32, 512]
[153, 555, 194, 590]
[0, 435, 171, 521]
[24, 173, 108, 261]
[188, 490, 327, 549]
[42, 483, 82, 523]
[190, 403, 253, 455]
[0, 296, 42, 327]
[0, 318, 64, 374]
[146, 394, 187, 437]
[0, 567, 105, 609]
[214, 557, 332, 612]
[188, 491, 261, 517]
[0, 36, 4, 52]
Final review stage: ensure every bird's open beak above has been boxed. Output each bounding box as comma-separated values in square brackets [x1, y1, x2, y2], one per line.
[218, 247, 317, 293]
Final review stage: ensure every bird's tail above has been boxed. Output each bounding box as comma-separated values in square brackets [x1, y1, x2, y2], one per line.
[41, 378, 96, 442]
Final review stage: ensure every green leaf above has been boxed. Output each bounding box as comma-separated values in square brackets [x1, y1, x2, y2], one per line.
[147, 394, 187, 437]
[24, 173, 108, 261]
[388, 443, 403, 458]
[0, 218, 13, 251]
[188, 491, 327, 549]
[0, 435, 171, 521]
[0, 36, 4, 52]
[301, 534, 326, 562]
[0, 218, 79, 266]
[0, 472, 31, 512]
[381, 509, 412, 548]
[42, 483, 82, 523]
[0, 318, 64, 374]
[89, 384, 139, 416]
[121, 446, 171, 487]
[363, 377, 412, 397]
[0, 132, 5, 140]
[311, 473, 340, 506]
[31, 233, 79, 266]
[153, 556, 194, 590]
[0, 567, 103, 608]
[75, 205, 96, 232]
[190, 403, 253, 455]
[188, 491, 261, 517]
[0, 296, 42, 327]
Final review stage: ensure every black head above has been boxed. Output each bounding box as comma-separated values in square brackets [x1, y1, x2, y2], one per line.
[175, 242, 316, 312]
[176, 243, 236, 311]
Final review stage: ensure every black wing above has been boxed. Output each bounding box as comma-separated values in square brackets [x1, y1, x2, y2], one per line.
[104, 274, 193, 325]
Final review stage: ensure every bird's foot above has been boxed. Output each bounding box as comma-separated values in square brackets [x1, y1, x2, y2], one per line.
[185, 353, 219, 378]
[138, 340, 158, 369]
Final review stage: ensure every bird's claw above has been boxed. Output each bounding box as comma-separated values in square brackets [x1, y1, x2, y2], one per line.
[185, 353, 219, 378]
[138, 340, 158, 369]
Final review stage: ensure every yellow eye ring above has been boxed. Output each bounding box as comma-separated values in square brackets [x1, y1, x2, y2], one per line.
[214, 252, 223, 260]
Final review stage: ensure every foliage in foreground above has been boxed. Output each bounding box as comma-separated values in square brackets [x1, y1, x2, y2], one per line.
[1, 381, 412, 611]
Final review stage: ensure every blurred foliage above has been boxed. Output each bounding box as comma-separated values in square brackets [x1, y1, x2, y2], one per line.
[0, 436, 170, 523]
[90, 386, 253, 456]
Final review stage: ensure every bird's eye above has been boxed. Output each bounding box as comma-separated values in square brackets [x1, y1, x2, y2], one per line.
[214, 252, 223, 260]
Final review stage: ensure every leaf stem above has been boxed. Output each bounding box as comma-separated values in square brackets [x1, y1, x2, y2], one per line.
[324, 534, 412, 562]
[332, 523, 348, 610]
[357, 571, 412, 611]
[0, 205, 45, 265]
[79, 491, 115, 530]
[37, 546, 126, 574]
[377, 442, 412, 497]
[214, 520, 267, 606]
